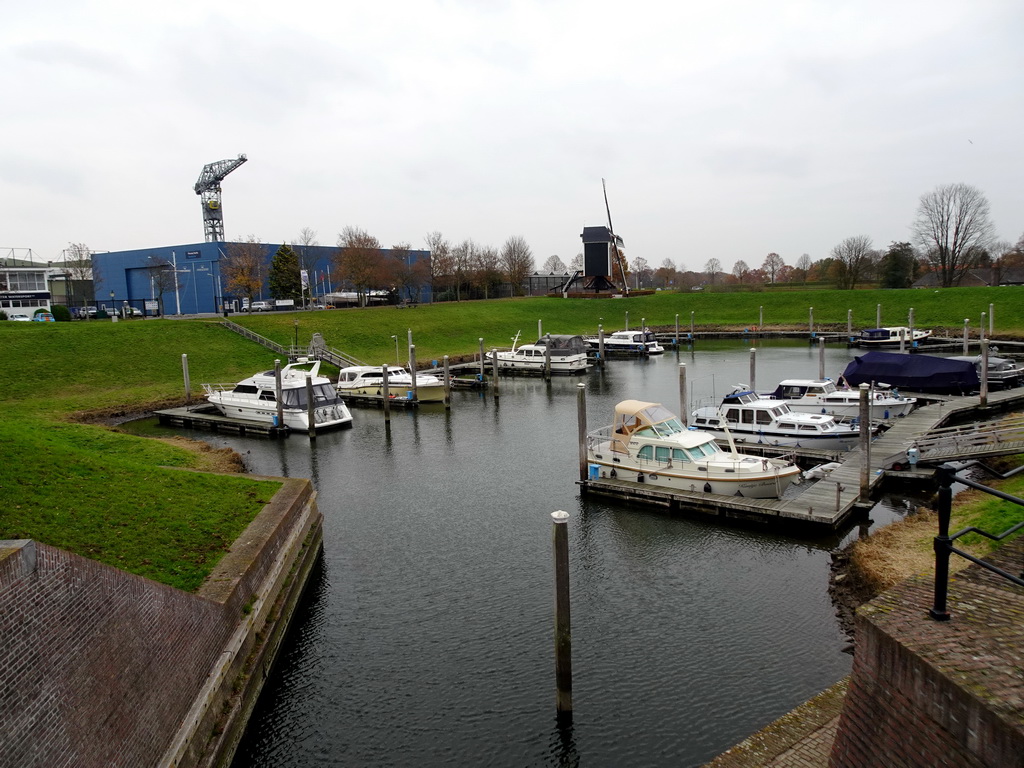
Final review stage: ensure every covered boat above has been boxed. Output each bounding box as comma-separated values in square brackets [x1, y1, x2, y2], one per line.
[586, 400, 800, 498]
[841, 351, 979, 395]
[495, 333, 589, 374]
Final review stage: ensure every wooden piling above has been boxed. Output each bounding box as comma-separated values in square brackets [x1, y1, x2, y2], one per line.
[409, 344, 418, 401]
[552, 510, 572, 719]
[182, 354, 191, 406]
[544, 333, 552, 381]
[818, 337, 826, 379]
[382, 365, 391, 422]
[679, 364, 687, 426]
[491, 349, 500, 400]
[749, 348, 756, 394]
[478, 338, 485, 380]
[598, 325, 605, 364]
[305, 374, 316, 439]
[577, 383, 587, 481]
[443, 355, 451, 409]
[859, 384, 870, 495]
[963, 319, 970, 355]
[980, 340, 989, 406]
[274, 360, 284, 428]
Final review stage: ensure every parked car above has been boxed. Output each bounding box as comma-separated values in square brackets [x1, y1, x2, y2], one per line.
[32, 312, 56, 322]
[72, 307, 98, 318]
[249, 301, 273, 312]
[8, 314, 31, 321]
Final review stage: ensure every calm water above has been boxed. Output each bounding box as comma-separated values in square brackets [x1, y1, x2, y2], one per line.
[152, 340, 902, 767]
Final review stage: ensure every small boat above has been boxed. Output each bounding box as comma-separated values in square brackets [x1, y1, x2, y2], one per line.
[857, 327, 932, 347]
[203, 359, 353, 430]
[586, 400, 800, 498]
[842, 351, 979, 395]
[947, 355, 1024, 390]
[494, 332, 589, 374]
[337, 365, 446, 402]
[691, 388, 867, 451]
[587, 328, 665, 355]
[762, 378, 916, 419]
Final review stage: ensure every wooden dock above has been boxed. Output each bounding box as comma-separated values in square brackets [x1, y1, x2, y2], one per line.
[154, 404, 291, 438]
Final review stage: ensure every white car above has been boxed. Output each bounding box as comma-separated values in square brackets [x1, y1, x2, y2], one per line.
[8, 314, 30, 321]
[249, 301, 273, 312]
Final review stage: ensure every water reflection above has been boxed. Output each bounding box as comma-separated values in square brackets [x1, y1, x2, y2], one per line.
[133, 340, 884, 767]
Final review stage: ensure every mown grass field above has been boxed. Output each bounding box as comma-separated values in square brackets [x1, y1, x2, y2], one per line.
[1, 286, 1020, 591]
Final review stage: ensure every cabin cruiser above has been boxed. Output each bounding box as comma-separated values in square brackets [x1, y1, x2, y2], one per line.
[337, 365, 446, 402]
[494, 333, 589, 374]
[586, 400, 801, 498]
[842, 351, 979, 395]
[857, 327, 932, 347]
[947, 355, 1024, 390]
[203, 359, 353, 430]
[587, 328, 665, 355]
[691, 388, 867, 451]
[762, 378, 916, 419]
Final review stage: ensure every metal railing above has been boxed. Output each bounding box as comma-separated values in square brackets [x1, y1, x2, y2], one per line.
[930, 462, 1024, 620]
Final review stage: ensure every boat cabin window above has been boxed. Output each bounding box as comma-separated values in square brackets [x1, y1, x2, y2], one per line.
[259, 390, 276, 402]
[233, 384, 258, 394]
[779, 422, 796, 430]
[773, 406, 789, 417]
[782, 386, 804, 399]
[655, 446, 671, 462]
[725, 408, 740, 423]
[637, 446, 653, 460]
[808, 386, 827, 396]
[799, 424, 819, 432]
[756, 411, 772, 425]
[741, 410, 755, 425]
[672, 448, 690, 461]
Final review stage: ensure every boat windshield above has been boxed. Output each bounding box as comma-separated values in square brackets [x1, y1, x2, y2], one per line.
[636, 416, 684, 438]
[280, 382, 340, 407]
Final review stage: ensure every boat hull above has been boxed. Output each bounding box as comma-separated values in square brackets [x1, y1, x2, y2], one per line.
[783, 397, 914, 420]
[207, 397, 353, 430]
[337, 383, 446, 402]
[586, 454, 797, 498]
[494, 355, 588, 373]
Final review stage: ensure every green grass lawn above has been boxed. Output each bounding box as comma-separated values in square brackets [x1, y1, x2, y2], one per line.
[2, 286, 1020, 592]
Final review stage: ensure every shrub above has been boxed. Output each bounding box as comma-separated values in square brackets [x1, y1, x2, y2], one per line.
[49, 305, 72, 322]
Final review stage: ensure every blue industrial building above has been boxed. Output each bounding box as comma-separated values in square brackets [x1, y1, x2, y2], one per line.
[91, 242, 431, 315]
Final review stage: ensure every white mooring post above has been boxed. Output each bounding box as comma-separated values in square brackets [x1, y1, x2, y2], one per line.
[625, 311, 629, 331]
[538, 319, 543, 340]
[690, 311, 695, 340]
[809, 306, 814, 337]
[674, 313, 679, 345]
[818, 337, 826, 380]
[478, 338, 486, 380]
[598, 325, 606, 365]
[980, 312, 987, 343]
[876, 303, 881, 328]
[989, 303, 994, 336]
[963, 319, 970, 355]
[847, 309, 853, 338]
[552, 509, 573, 721]
[182, 354, 191, 406]
[759, 305, 764, 328]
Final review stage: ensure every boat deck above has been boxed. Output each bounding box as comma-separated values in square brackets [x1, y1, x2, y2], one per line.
[154, 404, 291, 437]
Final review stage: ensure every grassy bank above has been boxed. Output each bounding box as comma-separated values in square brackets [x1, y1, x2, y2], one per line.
[1, 286, 1020, 592]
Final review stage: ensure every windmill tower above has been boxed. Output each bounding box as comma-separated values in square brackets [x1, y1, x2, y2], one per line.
[193, 154, 247, 242]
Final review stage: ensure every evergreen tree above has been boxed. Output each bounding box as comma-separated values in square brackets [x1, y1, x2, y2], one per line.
[268, 243, 302, 300]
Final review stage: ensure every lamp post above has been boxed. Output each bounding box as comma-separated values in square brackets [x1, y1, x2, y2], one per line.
[391, 335, 399, 365]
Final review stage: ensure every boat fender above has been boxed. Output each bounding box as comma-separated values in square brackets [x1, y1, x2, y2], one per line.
[649, 474, 658, 481]
[703, 482, 712, 493]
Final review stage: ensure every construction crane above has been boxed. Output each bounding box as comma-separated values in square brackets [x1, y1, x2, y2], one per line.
[194, 154, 247, 242]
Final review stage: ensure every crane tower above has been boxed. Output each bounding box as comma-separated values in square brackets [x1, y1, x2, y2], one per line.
[193, 154, 247, 242]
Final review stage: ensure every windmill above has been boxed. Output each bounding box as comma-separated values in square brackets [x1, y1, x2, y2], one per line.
[602, 178, 629, 295]
[194, 154, 247, 242]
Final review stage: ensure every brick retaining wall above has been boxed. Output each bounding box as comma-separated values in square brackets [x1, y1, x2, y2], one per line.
[0, 476, 321, 768]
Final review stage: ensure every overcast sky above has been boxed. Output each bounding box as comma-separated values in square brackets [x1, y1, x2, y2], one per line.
[3, 0, 1022, 273]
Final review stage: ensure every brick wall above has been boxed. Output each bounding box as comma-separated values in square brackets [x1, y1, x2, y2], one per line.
[830, 546, 1024, 768]
[0, 477, 320, 768]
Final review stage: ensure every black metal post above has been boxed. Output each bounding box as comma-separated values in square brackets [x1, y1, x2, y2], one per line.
[929, 463, 954, 621]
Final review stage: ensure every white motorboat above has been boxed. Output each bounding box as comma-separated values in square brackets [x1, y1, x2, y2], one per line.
[203, 359, 353, 430]
[494, 333, 589, 374]
[691, 387, 869, 451]
[337, 365, 446, 402]
[947, 355, 1024, 390]
[586, 400, 801, 498]
[857, 327, 932, 347]
[588, 328, 665, 355]
[762, 378, 916, 419]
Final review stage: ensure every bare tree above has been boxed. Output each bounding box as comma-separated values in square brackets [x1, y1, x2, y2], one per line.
[794, 253, 812, 283]
[913, 182, 995, 288]
[568, 252, 583, 271]
[425, 231, 452, 300]
[631, 256, 651, 289]
[63, 242, 96, 312]
[335, 226, 383, 306]
[830, 235, 875, 289]
[295, 227, 319, 307]
[472, 245, 502, 298]
[388, 242, 422, 302]
[704, 257, 722, 284]
[541, 254, 567, 273]
[762, 252, 784, 283]
[732, 259, 749, 283]
[500, 236, 534, 296]
[221, 236, 267, 309]
[450, 239, 476, 301]
[654, 258, 676, 288]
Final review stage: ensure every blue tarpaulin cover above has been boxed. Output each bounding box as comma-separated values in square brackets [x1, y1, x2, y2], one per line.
[842, 351, 979, 394]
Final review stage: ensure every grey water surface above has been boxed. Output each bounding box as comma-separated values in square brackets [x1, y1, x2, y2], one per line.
[158, 340, 905, 767]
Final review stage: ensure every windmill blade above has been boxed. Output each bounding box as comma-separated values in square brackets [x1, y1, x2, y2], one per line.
[601, 178, 629, 294]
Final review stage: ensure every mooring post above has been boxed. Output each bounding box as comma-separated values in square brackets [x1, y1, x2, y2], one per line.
[690, 311, 695, 340]
[929, 464, 954, 621]
[818, 337, 826, 380]
[538, 319, 543, 340]
[624, 311, 629, 331]
[980, 339, 989, 406]
[443, 355, 451, 410]
[182, 354, 191, 406]
[809, 306, 814, 337]
[491, 349, 500, 400]
[598, 325, 605, 365]
[679, 364, 687, 426]
[674, 313, 679, 345]
[641, 317, 646, 334]
[989, 303, 994, 336]
[409, 344, 418, 402]
[859, 384, 871, 496]
[544, 333, 552, 381]
[876, 303, 881, 328]
[847, 309, 852, 338]
[759, 305, 764, 329]
[551, 510, 573, 719]
[274, 360, 284, 428]
[382, 365, 391, 422]
[305, 374, 316, 439]
[980, 312, 987, 343]
[749, 348, 756, 394]
[478, 338, 485, 381]
[577, 383, 587, 482]
[963, 318, 970, 355]
[835, 482, 844, 513]
[909, 307, 915, 347]
[899, 327, 906, 353]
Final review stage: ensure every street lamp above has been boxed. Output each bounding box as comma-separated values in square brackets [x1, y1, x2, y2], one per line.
[391, 335, 399, 365]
